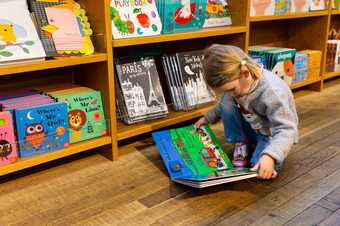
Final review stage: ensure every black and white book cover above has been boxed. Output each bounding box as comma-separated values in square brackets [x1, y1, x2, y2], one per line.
[176, 50, 216, 107]
[116, 57, 168, 120]
[162, 56, 179, 111]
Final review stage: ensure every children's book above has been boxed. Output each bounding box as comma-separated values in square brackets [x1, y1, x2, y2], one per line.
[0, 7, 46, 65]
[115, 57, 168, 124]
[0, 0, 28, 9]
[275, 0, 286, 14]
[15, 102, 69, 158]
[110, 0, 162, 39]
[29, 0, 94, 56]
[152, 125, 257, 188]
[250, 0, 275, 16]
[0, 111, 18, 166]
[309, 0, 326, 10]
[287, 0, 309, 13]
[48, 88, 108, 143]
[160, 0, 207, 34]
[203, 0, 232, 28]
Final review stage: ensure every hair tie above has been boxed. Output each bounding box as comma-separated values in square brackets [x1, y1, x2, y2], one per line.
[241, 59, 247, 66]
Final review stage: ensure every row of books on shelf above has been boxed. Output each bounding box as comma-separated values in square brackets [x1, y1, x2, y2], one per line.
[0, 85, 107, 167]
[251, 0, 327, 16]
[114, 50, 216, 125]
[0, 0, 94, 66]
[250, 46, 322, 85]
[110, 0, 232, 39]
[114, 47, 322, 126]
[327, 39, 340, 71]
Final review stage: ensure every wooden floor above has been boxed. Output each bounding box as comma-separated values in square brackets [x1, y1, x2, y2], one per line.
[1, 80, 340, 226]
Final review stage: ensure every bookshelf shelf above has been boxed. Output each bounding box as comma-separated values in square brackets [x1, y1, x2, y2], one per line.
[290, 77, 322, 90]
[117, 105, 214, 141]
[112, 26, 248, 47]
[0, 136, 112, 176]
[324, 71, 340, 80]
[0, 53, 108, 76]
[332, 10, 340, 15]
[250, 11, 329, 22]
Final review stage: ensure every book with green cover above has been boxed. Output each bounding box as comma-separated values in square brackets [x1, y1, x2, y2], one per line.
[152, 124, 257, 188]
[51, 89, 108, 143]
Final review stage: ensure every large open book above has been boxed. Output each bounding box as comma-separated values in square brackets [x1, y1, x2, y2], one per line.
[152, 125, 257, 188]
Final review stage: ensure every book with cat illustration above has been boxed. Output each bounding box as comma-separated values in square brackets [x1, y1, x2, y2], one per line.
[152, 124, 257, 188]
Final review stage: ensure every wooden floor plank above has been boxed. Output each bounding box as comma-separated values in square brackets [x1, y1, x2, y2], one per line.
[319, 209, 340, 226]
[283, 205, 333, 226]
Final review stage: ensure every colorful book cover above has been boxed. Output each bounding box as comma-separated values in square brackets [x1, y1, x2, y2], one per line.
[29, 0, 94, 56]
[0, 111, 18, 166]
[268, 48, 296, 85]
[309, 0, 326, 10]
[110, 0, 162, 39]
[203, 0, 232, 28]
[288, 0, 309, 12]
[152, 124, 257, 187]
[250, 0, 275, 16]
[15, 102, 69, 158]
[162, 0, 207, 34]
[275, 0, 286, 14]
[52, 90, 108, 143]
[0, 8, 46, 64]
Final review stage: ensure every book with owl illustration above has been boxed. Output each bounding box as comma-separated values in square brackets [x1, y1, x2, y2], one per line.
[115, 57, 168, 124]
[152, 124, 257, 188]
[250, 0, 275, 16]
[29, 0, 94, 56]
[48, 89, 108, 143]
[0, 7, 46, 65]
[203, 0, 232, 28]
[0, 111, 18, 166]
[110, 0, 162, 39]
[159, 0, 207, 34]
[175, 50, 216, 108]
[15, 102, 69, 158]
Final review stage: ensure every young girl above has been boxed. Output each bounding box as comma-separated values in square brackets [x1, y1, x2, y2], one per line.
[195, 44, 299, 179]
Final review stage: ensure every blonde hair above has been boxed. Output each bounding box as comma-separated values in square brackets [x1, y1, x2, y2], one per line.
[203, 44, 262, 87]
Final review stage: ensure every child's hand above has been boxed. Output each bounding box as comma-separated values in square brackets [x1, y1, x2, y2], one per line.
[251, 154, 277, 180]
[194, 117, 208, 128]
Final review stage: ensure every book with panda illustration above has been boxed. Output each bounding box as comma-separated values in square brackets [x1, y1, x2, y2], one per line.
[152, 124, 257, 188]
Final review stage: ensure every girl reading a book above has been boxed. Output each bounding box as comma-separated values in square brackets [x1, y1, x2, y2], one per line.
[195, 44, 298, 180]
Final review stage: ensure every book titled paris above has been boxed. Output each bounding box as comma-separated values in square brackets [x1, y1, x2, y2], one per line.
[0, 111, 18, 166]
[162, 0, 207, 34]
[116, 57, 168, 119]
[110, 0, 162, 39]
[176, 50, 215, 108]
[15, 102, 69, 158]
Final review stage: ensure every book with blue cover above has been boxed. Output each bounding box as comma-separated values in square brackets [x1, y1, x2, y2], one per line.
[152, 124, 257, 188]
[160, 0, 207, 34]
[15, 102, 69, 158]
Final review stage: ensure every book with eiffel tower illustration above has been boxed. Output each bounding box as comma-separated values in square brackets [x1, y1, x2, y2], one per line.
[115, 57, 168, 124]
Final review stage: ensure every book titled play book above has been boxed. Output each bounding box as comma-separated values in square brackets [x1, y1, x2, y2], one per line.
[152, 125, 257, 188]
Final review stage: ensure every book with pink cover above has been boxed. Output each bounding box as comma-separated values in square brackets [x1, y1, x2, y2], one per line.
[0, 111, 18, 166]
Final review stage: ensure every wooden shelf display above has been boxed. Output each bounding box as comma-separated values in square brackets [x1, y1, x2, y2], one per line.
[1, 0, 340, 176]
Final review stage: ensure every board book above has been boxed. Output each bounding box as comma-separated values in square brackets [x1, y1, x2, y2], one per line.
[152, 124, 257, 188]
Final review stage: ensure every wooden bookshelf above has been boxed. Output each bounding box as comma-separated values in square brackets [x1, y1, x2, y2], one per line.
[0, 136, 112, 176]
[324, 71, 340, 80]
[291, 77, 322, 90]
[112, 26, 248, 47]
[250, 11, 329, 22]
[117, 105, 214, 141]
[0, 53, 107, 76]
[332, 10, 340, 15]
